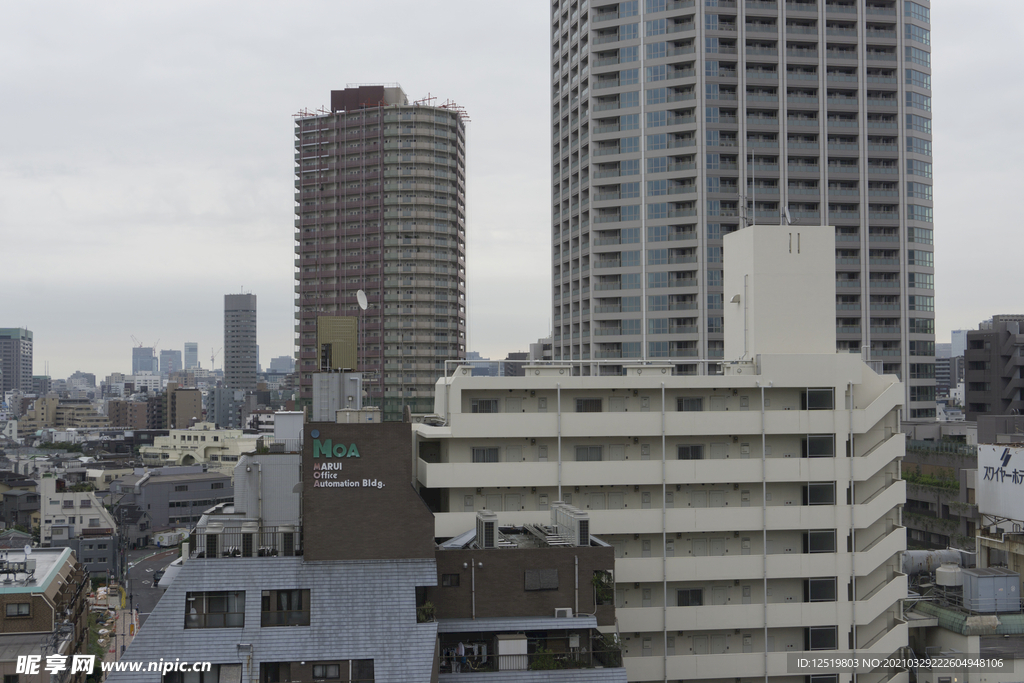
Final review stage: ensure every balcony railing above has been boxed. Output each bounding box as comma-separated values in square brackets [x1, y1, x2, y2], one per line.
[190, 525, 302, 559]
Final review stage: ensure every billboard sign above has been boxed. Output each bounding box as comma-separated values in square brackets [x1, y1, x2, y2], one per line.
[978, 444, 1024, 520]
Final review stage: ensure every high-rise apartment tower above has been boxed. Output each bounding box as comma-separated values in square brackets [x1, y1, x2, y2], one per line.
[294, 85, 467, 420]
[224, 293, 258, 391]
[0, 328, 33, 394]
[550, 0, 934, 418]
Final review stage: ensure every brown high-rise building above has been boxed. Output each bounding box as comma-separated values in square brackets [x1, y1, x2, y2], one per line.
[224, 293, 258, 391]
[0, 328, 32, 394]
[293, 85, 467, 420]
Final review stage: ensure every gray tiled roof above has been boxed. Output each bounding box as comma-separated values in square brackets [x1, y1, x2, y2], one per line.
[110, 556, 438, 683]
[437, 616, 598, 633]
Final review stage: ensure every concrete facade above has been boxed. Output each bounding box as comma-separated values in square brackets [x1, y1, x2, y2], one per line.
[965, 315, 1024, 420]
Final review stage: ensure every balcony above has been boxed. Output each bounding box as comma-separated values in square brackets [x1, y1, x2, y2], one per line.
[190, 524, 303, 559]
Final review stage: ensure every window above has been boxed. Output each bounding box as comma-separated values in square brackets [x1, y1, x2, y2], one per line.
[646, 42, 666, 60]
[707, 317, 723, 333]
[677, 444, 705, 460]
[907, 273, 934, 290]
[471, 448, 499, 463]
[175, 485, 189, 492]
[910, 364, 935, 379]
[185, 591, 245, 628]
[807, 626, 839, 650]
[802, 389, 834, 410]
[524, 568, 559, 590]
[677, 397, 704, 411]
[906, 182, 932, 200]
[647, 179, 668, 196]
[909, 340, 935, 356]
[909, 296, 934, 312]
[908, 250, 933, 267]
[576, 398, 602, 413]
[906, 46, 930, 67]
[646, 0, 666, 12]
[6, 603, 29, 617]
[908, 205, 933, 223]
[647, 202, 667, 219]
[211, 482, 225, 490]
[905, 1, 930, 22]
[906, 114, 931, 134]
[677, 588, 703, 606]
[650, 318, 669, 334]
[575, 446, 603, 461]
[906, 69, 931, 90]
[648, 249, 668, 266]
[442, 574, 460, 587]
[906, 92, 931, 112]
[261, 589, 310, 627]
[621, 68, 639, 85]
[906, 24, 930, 45]
[471, 399, 499, 413]
[80, 499, 91, 508]
[907, 159, 932, 178]
[647, 157, 667, 173]
[621, 181, 640, 198]
[906, 137, 931, 156]
[910, 386, 936, 402]
[805, 578, 838, 602]
[647, 134, 667, 151]
[649, 341, 669, 357]
[804, 483, 836, 506]
[910, 227, 933, 244]
[646, 18, 666, 36]
[312, 664, 340, 680]
[802, 435, 835, 458]
[804, 530, 837, 554]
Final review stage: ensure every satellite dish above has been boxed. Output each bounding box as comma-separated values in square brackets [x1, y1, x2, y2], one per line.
[356, 290, 368, 311]
[24, 545, 31, 556]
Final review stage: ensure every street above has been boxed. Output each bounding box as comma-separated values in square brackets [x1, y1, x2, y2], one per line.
[125, 548, 178, 626]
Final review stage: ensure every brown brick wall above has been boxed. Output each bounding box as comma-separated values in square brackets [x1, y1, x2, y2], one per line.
[303, 422, 435, 561]
[428, 545, 616, 626]
[0, 593, 53, 634]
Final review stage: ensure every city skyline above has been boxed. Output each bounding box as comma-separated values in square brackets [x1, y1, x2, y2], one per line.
[1, 1, 1018, 379]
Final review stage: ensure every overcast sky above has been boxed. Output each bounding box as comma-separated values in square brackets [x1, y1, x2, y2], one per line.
[0, 1, 1016, 380]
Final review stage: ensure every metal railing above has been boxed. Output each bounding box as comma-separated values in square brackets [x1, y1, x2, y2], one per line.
[190, 525, 302, 559]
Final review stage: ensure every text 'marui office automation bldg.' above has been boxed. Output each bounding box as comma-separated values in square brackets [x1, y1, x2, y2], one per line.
[549, 0, 935, 419]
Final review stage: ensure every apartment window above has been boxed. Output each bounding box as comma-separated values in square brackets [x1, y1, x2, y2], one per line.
[906, 91, 931, 112]
[905, 46, 930, 67]
[910, 318, 935, 334]
[6, 603, 29, 617]
[909, 340, 935, 356]
[648, 250, 668, 266]
[649, 341, 670, 357]
[621, 181, 640, 197]
[807, 626, 839, 650]
[802, 388, 834, 410]
[804, 530, 837, 554]
[471, 399, 499, 413]
[802, 435, 835, 458]
[906, 114, 931, 135]
[907, 159, 932, 178]
[677, 588, 703, 606]
[261, 589, 310, 627]
[907, 182, 932, 200]
[805, 578, 838, 602]
[5, 675, 19, 683]
[62, 500, 74, 508]
[906, 137, 932, 156]
[908, 205, 933, 223]
[905, 24, 930, 45]
[648, 179, 667, 196]
[441, 574, 460, 587]
[707, 317, 723, 334]
[678, 444, 705, 460]
[909, 295, 934, 312]
[677, 397, 704, 412]
[80, 499, 91, 508]
[910, 386, 937, 403]
[803, 483, 836, 506]
[576, 398, 602, 413]
[908, 250, 933, 267]
[905, 1, 930, 22]
[175, 485, 189, 492]
[647, 134, 667, 151]
[910, 227, 933, 244]
[646, 18, 666, 36]
[910, 363, 936, 379]
[646, 0, 666, 13]
[575, 446, 603, 462]
[312, 665, 340, 680]
[646, 43, 666, 61]
[647, 156, 667, 173]
[185, 591, 245, 628]
[906, 69, 931, 90]
[908, 272, 934, 289]
[471, 448, 499, 463]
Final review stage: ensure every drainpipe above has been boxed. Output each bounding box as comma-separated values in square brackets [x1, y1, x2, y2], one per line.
[758, 380, 771, 682]
[849, 381, 857, 683]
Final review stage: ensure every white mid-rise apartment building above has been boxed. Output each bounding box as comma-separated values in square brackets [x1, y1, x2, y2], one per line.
[414, 226, 907, 683]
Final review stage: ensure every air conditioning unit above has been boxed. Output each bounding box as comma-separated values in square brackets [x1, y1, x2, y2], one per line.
[554, 608, 573, 618]
[477, 510, 498, 549]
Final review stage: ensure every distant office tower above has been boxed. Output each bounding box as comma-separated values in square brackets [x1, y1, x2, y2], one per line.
[293, 85, 467, 420]
[0, 328, 33, 394]
[184, 342, 199, 370]
[132, 347, 158, 375]
[224, 293, 258, 391]
[269, 356, 295, 373]
[160, 349, 183, 377]
[964, 315, 1024, 420]
[951, 329, 970, 359]
[551, 0, 935, 418]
